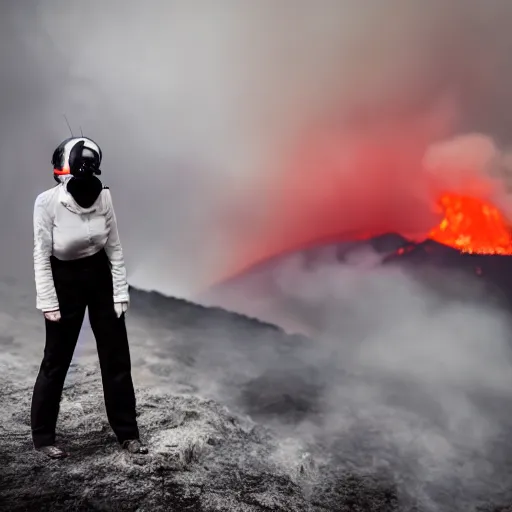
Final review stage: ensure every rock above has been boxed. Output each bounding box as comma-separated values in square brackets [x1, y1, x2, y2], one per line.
[0, 371, 312, 511]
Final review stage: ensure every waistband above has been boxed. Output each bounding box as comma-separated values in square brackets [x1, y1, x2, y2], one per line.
[50, 249, 109, 269]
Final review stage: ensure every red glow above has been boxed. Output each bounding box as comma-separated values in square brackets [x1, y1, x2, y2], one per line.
[221, 132, 434, 280]
[428, 194, 512, 255]
[215, 125, 511, 286]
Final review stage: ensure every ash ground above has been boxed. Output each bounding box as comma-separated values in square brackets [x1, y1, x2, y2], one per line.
[2, 249, 512, 512]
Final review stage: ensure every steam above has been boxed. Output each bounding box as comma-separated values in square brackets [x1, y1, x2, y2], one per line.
[202, 246, 512, 509]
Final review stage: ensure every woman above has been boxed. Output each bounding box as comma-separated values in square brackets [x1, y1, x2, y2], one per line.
[31, 136, 147, 459]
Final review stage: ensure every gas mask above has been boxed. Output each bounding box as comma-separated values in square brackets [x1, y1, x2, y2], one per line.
[52, 137, 104, 208]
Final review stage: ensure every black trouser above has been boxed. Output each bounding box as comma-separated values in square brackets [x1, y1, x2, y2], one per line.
[31, 249, 139, 448]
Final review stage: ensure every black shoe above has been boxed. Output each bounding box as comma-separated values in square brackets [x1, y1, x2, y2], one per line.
[122, 439, 148, 454]
[36, 445, 68, 459]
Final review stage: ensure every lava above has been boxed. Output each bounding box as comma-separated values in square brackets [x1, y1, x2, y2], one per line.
[428, 194, 512, 255]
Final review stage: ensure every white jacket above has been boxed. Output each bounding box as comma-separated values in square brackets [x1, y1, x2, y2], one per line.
[33, 181, 130, 311]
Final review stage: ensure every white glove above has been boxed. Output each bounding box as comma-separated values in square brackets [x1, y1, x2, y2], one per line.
[114, 302, 128, 318]
[44, 310, 61, 322]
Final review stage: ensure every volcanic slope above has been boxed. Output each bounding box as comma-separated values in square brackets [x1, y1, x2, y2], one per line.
[2, 277, 512, 511]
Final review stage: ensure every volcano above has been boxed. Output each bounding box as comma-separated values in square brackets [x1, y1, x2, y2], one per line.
[211, 192, 512, 310]
[201, 192, 512, 345]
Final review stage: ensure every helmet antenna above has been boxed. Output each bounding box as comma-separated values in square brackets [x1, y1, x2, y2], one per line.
[63, 114, 74, 137]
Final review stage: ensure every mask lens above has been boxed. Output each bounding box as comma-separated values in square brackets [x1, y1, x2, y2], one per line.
[79, 148, 101, 175]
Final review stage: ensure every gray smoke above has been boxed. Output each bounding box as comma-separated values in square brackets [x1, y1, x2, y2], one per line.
[2, 1, 512, 296]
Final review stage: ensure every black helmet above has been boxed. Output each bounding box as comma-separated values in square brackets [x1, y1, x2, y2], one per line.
[52, 137, 102, 182]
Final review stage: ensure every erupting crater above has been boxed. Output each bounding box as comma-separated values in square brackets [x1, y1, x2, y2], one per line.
[428, 193, 512, 256]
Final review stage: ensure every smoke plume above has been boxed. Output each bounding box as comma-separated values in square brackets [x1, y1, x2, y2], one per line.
[2, 1, 512, 295]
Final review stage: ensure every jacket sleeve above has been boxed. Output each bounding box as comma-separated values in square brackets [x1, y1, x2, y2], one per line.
[33, 195, 59, 312]
[104, 189, 130, 303]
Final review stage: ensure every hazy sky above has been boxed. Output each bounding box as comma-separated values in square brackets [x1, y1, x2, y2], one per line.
[2, 1, 512, 299]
